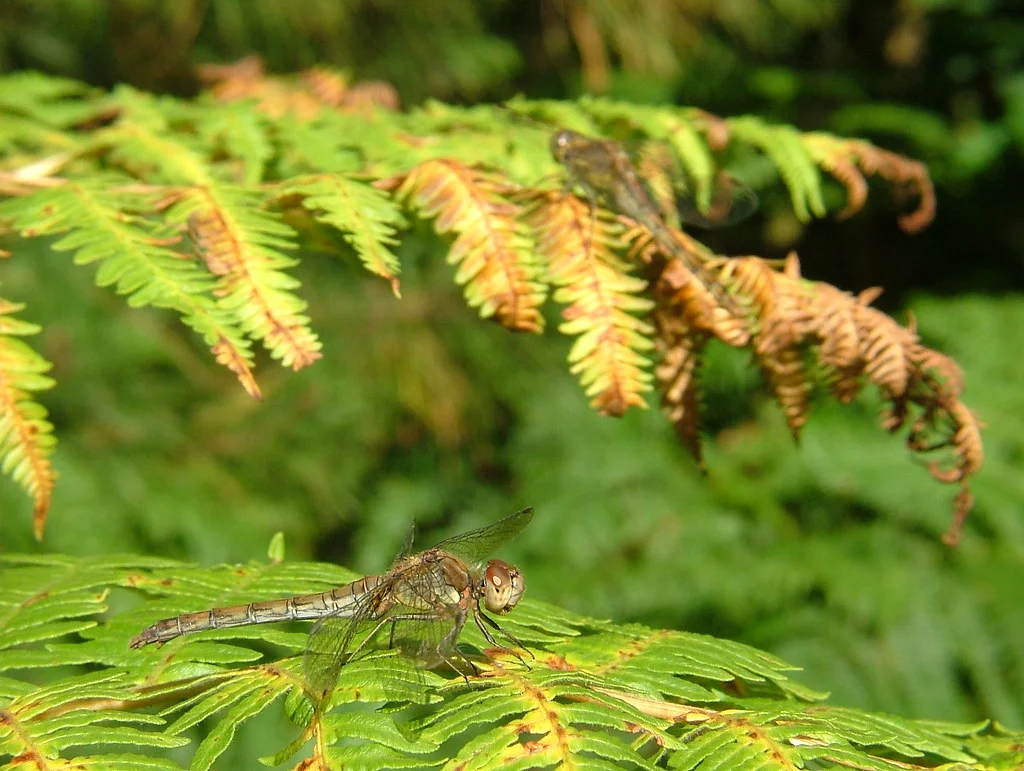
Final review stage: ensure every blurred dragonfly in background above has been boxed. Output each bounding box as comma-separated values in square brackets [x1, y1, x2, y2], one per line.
[131, 507, 534, 697]
[549, 127, 758, 248]
[546, 126, 758, 321]
[497, 101, 758, 235]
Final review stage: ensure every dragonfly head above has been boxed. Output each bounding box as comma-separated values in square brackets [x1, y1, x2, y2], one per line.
[482, 559, 526, 614]
[549, 129, 579, 164]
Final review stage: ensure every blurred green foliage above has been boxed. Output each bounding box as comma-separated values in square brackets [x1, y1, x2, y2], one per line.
[1, 231, 1021, 731]
[0, 0, 1021, 755]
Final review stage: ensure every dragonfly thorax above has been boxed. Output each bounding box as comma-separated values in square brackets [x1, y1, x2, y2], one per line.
[481, 559, 525, 614]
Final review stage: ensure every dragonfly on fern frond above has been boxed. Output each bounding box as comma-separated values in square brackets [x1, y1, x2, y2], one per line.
[131, 507, 536, 709]
[498, 98, 760, 234]
[503, 106, 761, 341]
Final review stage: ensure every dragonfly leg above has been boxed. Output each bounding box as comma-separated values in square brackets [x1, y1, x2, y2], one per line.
[441, 650, 478, 683]
[337, 613, 434, 667]
[430, 609, 476, 682]
[474, 611, 532, 667]
[339, 612, 479, 683]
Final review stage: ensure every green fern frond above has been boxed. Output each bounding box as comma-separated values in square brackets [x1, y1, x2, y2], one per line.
[191, 101, 275, 185]
[0, 179, 261, 399]
[416, 669, 679, 769]
[3, 553, 1018, 770]
[728, 116, 828, 222]
[0, 555, 191, 767]
[0, 71, 96, 132]
[280, 173, 406, 293]
[0, 299, 56, 541]
[671, 702, 977, 771]
[657, 118, 718, 216]
[268, 113, 367, 176]
[91, 88, 210, 184]
[166, 667, 296, 770]
[0, 671, 188, 770]
[172, 184, 322, 370]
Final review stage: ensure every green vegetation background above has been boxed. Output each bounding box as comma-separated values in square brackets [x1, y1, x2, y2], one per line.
[1, 0, 1022, 760]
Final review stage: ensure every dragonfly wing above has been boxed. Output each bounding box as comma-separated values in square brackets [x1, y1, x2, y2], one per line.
[390, 522, 417, 568]
[303, 557, 476, 695]
[383, 555, 472, 669]
[634, 140, 685, 227]
[675, 169, 759, 229]
[430, 507, 534, 566]
[303, 579, 393, 697]
[387, 609, 468, 672]
[634, 138, 758, 229]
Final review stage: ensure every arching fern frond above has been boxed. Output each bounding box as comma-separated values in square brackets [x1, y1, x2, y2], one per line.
[0, 73, 979, 537]
[805, 133, 937, 233]
[0, 553, 1016, 770]
[0, 300, 56, 541]
[0, 178, 261, 399]
[278, 173, 406, 295]
[173, 185, 322, 371]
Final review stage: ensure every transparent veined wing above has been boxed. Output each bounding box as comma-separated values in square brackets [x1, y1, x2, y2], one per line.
[634, 139, 759, 229]
[302, 554, 477, 697]
[429, 507, 534, 567]
[302, 576, 393, 697]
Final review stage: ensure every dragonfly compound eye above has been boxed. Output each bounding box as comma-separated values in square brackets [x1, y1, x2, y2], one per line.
[483, 559, 526, 614]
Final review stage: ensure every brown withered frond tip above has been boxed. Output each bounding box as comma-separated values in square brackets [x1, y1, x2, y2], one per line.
[686, 114, 936, 235]
[652, 239, 979, 545]
[806, 134, 936, 234]
[374, 155, 980, 545]
[686, 249, 979, 545]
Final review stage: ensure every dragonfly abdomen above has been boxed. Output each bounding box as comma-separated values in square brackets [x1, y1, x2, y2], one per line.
[129, 576, 385, 648]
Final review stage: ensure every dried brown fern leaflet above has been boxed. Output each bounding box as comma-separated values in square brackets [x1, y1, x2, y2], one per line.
[723, 254, 983, 544]
[806, 134, 936, 234]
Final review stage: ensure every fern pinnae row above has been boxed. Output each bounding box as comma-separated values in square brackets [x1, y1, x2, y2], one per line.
[0, 551, 1015, 767]
[0, 86, 987, 537]
[728, 117, 827, 224]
